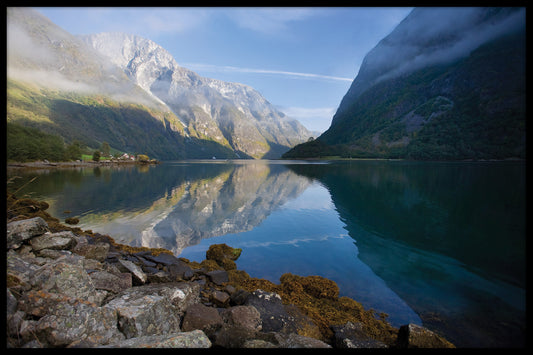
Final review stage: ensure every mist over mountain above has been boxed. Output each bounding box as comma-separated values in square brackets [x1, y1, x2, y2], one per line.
[7, 8, 311, 160]
[284, 7, 525, 160]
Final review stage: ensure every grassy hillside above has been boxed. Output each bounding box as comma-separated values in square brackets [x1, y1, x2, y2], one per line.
[6, 79, 238, 160]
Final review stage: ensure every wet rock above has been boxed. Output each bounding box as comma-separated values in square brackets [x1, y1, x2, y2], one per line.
[89, 271, 132, 294]
[30, 231, 77, 252]
[274, 333, 332, 348]
[7, 217, 49, 249]
[182, 303, 224, 336]
[331, 321, 388, 348]
[30, 301, 125, 347]
[397, 323, 455, 348]
[206, 269, 229, 285]
[117, 259, 147, 285]
[102, 330, 211, 348]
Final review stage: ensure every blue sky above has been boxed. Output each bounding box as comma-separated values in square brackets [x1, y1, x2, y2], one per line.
[36, 7, 413, 133]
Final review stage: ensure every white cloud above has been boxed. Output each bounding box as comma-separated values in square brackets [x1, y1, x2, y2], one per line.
[182, 63, 353, 83]
[223, 8, 316, 35]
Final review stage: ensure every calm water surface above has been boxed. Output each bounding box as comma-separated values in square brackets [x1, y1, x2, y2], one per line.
[7, 160, 525, 347]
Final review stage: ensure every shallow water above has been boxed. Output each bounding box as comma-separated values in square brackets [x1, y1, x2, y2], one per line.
[7, 160, 526, 347]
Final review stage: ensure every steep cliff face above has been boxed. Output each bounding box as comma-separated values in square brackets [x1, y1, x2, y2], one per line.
[82, 32, 311, 158]
[285, 7, 525, 160]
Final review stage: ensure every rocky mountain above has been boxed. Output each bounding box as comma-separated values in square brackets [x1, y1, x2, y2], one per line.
[284, 7, 526, 160]
[7, 8, 311, 160]
[81, 32, 312, 159]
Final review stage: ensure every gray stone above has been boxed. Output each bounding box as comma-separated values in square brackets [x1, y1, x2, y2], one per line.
[167, 260, 194, 280]
[102, 330, 211, 348]
[7, 288, 18, 315]
[30, 301, 125, 346]
[30, 231, 77, 252]
[73, 235, 110, 261]
[7, 251, 45, 293]
[118, 259, 147, 285]
[206, 269, 229, 285]
[142, 252, 181, 266]
[7, 217, 49, 249]
[89, 271, 132, 293]
[29, 260, 106, 305]
[105, 284, 183, 338]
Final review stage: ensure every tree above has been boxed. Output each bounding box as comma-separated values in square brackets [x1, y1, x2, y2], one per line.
[92, 150, 101, 162]
[100, 142, 110, 157]
[65, 140, 82, 161]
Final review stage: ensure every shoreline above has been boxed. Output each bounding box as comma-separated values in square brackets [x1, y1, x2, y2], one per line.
[6, 190, 455, 348]
[7, 159, 159, 170]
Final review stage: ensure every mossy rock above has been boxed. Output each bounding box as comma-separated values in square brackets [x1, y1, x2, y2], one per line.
[200, 259, 223, 272]
[280, 273, 339, 300]
[206, 243, 242, 262]
[65, 217, 80, 225]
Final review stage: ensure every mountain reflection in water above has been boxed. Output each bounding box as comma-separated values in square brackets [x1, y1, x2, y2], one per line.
[7, 160, 525, 347]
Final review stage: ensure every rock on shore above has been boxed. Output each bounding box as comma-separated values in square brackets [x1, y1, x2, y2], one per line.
[6, 195, 455, 348]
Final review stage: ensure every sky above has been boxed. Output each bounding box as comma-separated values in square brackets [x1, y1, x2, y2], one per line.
[35, 7, 413, 133]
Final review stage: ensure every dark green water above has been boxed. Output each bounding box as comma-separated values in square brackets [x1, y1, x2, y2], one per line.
[7, 160, 525, 347]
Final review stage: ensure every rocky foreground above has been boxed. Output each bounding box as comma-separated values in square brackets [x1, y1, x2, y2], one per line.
[6, 192, 455, 348]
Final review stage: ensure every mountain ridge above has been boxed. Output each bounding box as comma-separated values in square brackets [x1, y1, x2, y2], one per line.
[283, 7, 525, 160]
[7, 8, 311, 160]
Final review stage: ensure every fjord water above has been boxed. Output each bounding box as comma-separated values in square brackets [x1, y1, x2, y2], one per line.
[8, 160, 525, 347]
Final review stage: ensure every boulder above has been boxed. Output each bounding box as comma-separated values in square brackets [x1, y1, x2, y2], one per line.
[105, 284, 183, 338]
[181, 303, 224, 335]
[397, 323, 455, 348]
[30, 231, 77, 252]
[29, 260, 106, 305]
[206, 243, 242, 263]
[7, 217, 49, 249]
[244, 290, 295, 333]
[28, 300, 125, 346]
[102, 330, 211, 348]
[220, 305, 262, 332]
[331, 321, 388, 348]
